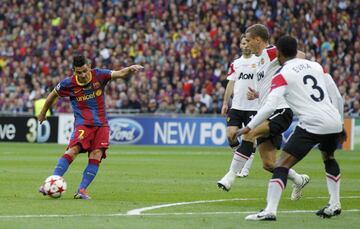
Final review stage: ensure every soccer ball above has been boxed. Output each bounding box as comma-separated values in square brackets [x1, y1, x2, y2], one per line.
[43, 175, 67, 198]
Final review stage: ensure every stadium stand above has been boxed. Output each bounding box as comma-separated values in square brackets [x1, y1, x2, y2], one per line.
[0, 0, 358, 116]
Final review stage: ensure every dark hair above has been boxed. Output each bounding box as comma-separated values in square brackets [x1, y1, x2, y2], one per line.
[276, 36, 298, 58]
[72, 55, 87, 68]
[245, 24, 270, 42]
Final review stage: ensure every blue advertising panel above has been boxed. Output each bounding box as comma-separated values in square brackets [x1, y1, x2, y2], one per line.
[108, 116, 228, 146]
[108, 116, 298, 147]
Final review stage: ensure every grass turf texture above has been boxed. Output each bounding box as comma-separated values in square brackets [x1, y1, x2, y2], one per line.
[0, 143, 359, 229]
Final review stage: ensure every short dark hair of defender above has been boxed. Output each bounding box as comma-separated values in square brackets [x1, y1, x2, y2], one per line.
[72, 55, 87, 68]
[245, 24, 270, 42]
[275, 36, 298, 58]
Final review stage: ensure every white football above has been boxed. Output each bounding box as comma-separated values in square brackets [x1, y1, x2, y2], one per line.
[43, 175, 67, 198]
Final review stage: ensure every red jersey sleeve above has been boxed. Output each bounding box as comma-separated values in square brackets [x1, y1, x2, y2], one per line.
[266, 47, 277, 61]
[95, 68, 112, 86]
[55, 78, 71, 97]
[271, 73, 287, 91]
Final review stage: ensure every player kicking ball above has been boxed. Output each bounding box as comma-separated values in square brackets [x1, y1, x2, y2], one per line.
[38, 55, 143, 199]
[239, 36, 344, 221]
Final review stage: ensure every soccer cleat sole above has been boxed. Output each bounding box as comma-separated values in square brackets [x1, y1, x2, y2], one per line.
[316, 208, 341, 218]
[315, 205, 329, 216]
[322, 209, 341, 218]
[73, 193, 91, 200]
[245, 213, 277, 221]
[217, 182, 230, 192]
[260, 216, 276, 221]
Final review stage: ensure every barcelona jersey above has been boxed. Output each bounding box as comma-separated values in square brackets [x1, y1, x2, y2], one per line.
[55, 68, 112, 126]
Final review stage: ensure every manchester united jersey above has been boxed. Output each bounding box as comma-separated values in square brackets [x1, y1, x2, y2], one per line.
[55, 68, 112, 126]
[249, 58, 342, 134]
[226, 55, 259, 111]
[256, 46, 289, 109]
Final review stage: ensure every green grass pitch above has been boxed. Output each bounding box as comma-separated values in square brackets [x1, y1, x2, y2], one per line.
[0, 143, 359, 228]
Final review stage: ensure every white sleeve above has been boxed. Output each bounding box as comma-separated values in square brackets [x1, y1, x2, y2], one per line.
[324, 73, 344, 122]
[247, 86, 285, 129]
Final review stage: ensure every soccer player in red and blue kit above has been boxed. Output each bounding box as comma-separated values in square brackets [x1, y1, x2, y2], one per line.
[38, 55, 143, 199]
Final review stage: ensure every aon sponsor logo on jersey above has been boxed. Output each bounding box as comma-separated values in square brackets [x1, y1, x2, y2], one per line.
[238, 72, 254, 80]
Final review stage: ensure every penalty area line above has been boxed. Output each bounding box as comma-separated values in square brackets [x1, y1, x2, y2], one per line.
[126, 196, 360, 215]
[126, 198, 258, 215]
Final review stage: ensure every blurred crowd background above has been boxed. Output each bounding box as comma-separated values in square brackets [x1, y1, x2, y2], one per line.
[0, 0, 359, 117]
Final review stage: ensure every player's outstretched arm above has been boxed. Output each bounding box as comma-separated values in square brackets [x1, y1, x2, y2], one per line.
[38, 90, 59, 124]
[111, 65, 144, 79]
[243, 86, 285, 134]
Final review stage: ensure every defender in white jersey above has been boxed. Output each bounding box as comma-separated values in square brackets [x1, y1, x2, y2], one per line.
[218, 37, 258, 186]
[218, 24, 309, 200]
[243, 36, 344, 221]
[249, 44, 295, 150]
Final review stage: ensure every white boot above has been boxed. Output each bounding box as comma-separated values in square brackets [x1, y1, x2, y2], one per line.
[217, 171, 236, 192]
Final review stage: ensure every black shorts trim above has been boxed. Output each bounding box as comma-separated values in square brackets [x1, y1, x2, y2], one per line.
[283, 126, 340, 160]
[227, 109, 257, 127]
[257, 108, 293, 149]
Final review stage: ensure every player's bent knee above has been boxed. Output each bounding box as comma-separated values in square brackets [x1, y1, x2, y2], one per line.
[227, 134, 238, 145]
[242, 133, 255, 143]
[89, 149, 104, 161]
[226, 129, 238, 141]
[275, 151, 299, 168]
[65, 145, 81, 159]
[247, 122, 270, 140]
[262, 161, 275, 172]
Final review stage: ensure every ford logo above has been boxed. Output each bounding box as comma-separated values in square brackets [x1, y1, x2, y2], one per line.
[108, 118, 144, 144]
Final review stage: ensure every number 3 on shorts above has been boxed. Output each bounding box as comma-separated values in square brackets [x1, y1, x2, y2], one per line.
[78, 129, 85, 139]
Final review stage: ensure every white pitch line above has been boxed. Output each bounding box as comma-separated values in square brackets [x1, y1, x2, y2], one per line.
[139, 209, 360, 216]
[126, 198, 258, 215]
[1, 196, 359, 219]
[1, 209, 359, 219]
[126, 196, 360, 215]
[0, 214, 95, 218]
[304, 196, 360, 199]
